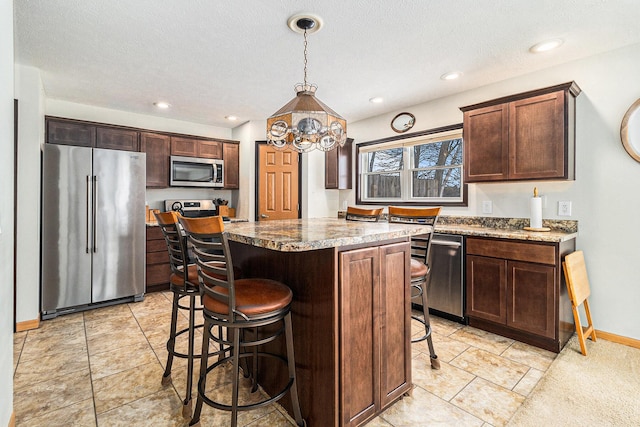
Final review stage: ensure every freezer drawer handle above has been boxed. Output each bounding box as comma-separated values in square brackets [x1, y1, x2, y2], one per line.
[431, 239, 462, 248]
[93, 175, 98, 253]
[86, 175, 91, 253]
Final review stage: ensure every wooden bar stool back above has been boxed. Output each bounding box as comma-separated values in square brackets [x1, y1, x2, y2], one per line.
[388, 206, 441, 369]
[154, 211, 202, 418]
[178, 216, 305, 427]
[562, 250, 597, 356]
[345, 206, 383, 222]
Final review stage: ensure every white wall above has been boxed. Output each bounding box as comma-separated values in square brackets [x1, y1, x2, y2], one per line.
[232, 120, 261, 221]
[346, 43, 640, 340]
[0, 0, 14, 422]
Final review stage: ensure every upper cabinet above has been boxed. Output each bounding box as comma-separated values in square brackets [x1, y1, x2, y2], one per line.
[47, 117, 138, 151]
[96, 127, 139, 152]
[461, 82, 581, 182]
[325, 138, 353, 189]
[171, 136, 222, 159]
[223, 142, 240, 189]
[140, 132, 171, 188]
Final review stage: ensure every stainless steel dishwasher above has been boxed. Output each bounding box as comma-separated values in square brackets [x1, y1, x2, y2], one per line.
[422, 233, 465, 323]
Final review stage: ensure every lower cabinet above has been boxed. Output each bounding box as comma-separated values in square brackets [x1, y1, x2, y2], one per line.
[339, 241, 411, 427]
[466, 237, 575, 352]
[146, 226, 171, 292]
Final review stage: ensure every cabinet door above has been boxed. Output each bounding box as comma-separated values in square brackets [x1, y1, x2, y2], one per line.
[47, 118, 96, 147]
[507, 261, 556, 338]
[96, 127, 139, 152]
[223, 142, 240, 189]
[509, 91, 566, 180]
[325, 139, 352, 189]
[379, 242, 411, 409]
[466, 255, 507, 323]
[339, 246, 380, 427]
[170, 136, 198, 157]
[198, 140, 222, 159]
[140, 132, 170, 187]
[463, 104, 509, 182]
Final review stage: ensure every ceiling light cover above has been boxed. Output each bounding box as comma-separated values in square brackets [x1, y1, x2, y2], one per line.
[369, 97, 384, 104]
[441, 71, 463, 80]
[154, 102, 170, 109]
[267, 15, 346, 153]
[529, 39, 563, 53]
[225, 115, 238, 121]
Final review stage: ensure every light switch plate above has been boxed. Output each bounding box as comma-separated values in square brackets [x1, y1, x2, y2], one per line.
[482, 200, 493, 214]
[558, 201, 572, 216]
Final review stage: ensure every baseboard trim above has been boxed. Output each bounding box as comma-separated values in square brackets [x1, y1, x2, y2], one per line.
[596, 329, 640, 349]
[15, 318, 39, 332]
[8, 411, 15, 427]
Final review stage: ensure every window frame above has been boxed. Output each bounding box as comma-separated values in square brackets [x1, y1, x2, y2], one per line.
[356, 123, 467, 207]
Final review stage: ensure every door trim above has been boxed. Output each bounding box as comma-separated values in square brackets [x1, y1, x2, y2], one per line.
[254, 141, 302, 221]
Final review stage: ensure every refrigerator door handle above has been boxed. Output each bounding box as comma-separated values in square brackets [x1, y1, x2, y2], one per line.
[86, 175, 91, 253]
[92, 175, 98, 253]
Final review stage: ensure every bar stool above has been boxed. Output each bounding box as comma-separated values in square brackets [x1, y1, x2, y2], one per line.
[345, 206, 383, 222]
[178, 216, 305, 427]
[388, 206, 441, 369]
[154, 211, 201, 417]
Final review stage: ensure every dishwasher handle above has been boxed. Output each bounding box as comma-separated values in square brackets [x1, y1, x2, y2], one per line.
[431, 239, 462, 248]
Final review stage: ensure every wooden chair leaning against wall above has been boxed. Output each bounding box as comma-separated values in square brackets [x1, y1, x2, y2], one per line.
[562, 250, 597, 356]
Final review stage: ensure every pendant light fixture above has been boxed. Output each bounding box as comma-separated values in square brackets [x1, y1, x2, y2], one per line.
[267, 14, 347, 153]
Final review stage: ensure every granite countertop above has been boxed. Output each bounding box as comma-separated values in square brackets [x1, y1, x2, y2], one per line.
[224, 218, 433, 252]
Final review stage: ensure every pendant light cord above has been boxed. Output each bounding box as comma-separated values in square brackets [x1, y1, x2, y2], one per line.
[303, 29, 308, 87]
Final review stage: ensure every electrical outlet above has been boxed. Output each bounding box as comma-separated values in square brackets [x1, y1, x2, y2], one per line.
[558, 201, 572, 216]
[482, 200, 493, 214]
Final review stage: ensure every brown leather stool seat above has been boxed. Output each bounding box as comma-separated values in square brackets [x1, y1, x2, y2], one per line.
[203, 279, 292, 317]
[410, 258, 429, 279]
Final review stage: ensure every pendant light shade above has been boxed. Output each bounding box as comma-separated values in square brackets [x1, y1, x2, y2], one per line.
[267, 15, 347, 153]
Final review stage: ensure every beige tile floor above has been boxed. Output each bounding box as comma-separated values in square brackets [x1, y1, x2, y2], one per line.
[13, 292, 557, 427]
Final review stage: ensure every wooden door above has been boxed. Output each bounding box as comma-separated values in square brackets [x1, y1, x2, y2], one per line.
[257, 144, 300, 220]
[509, 90, 565, 180]
[463, 103, 509, 182]
[507, 261, 556, 338]
[466, 255, 507, 324]
[140, 132, 170, 187]
[339, 246, 380, 427]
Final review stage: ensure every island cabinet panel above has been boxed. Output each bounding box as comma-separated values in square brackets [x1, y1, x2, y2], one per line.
[96, 127, 139, 152]
[140, 132, 171, 188]
[223, 142, 240, 189]
[461, 81, 580, 182]
[466, 236, 575, 352]
[339, 241, 411, 427]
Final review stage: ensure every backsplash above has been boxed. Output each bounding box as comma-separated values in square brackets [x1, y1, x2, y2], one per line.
[337, 212, 578, 233]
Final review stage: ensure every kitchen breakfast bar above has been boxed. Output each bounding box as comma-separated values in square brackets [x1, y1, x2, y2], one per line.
[223, 218, 433, 427]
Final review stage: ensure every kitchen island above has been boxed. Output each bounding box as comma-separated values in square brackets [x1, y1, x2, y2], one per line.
[224, 218, 433, 427]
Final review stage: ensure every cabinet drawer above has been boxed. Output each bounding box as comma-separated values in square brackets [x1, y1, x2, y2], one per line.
[147, 251, 169, 265]
[146, 239, 167, 253]
[146, 264, 172, 285]
[146, 226, 164, 240]
[466, 238, 555, 265]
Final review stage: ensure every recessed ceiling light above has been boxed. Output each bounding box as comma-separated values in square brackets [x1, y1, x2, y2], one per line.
[154, 101, 170, 109]
[529, 39, 563, 53]
[441, 71, 463, 81]
[369, 97, 384, 104]
[225, 115, 238, 121]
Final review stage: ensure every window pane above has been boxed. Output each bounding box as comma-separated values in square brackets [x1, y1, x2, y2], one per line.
[366, 148, 404, 172]
[412, 167, 462, 198]
[366, 173, 402, 198]
[413, 138, 462, 168]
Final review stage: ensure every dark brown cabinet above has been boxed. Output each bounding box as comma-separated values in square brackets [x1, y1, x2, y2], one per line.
[339, 241, 411, 426]
[96, 127, 139, 151]
[466, 237, 575, 352]
[325, 138, 353, 189]
[47, 118, 96, 147]
[140, 132, 171, 188]
[461, 82, 580, 183]
[145, 226, 171, 292]
[223, 142, 240, 189]
[171, 136, 222, 159]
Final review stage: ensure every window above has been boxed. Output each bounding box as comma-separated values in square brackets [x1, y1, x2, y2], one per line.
[357, 124, 466, 206]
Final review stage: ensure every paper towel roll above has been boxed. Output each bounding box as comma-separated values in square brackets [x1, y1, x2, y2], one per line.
[530, 197, 542, 229]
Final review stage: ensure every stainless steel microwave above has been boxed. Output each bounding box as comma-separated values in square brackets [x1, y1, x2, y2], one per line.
[170, 156, 224, 188]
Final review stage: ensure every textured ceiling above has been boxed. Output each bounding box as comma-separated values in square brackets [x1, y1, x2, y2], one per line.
[14, 0, 640, 128]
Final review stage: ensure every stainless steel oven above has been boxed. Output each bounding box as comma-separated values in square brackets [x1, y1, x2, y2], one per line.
[170, 156, 223, 188]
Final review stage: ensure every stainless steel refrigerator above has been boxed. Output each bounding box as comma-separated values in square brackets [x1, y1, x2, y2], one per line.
[41, 144, 146, 319]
